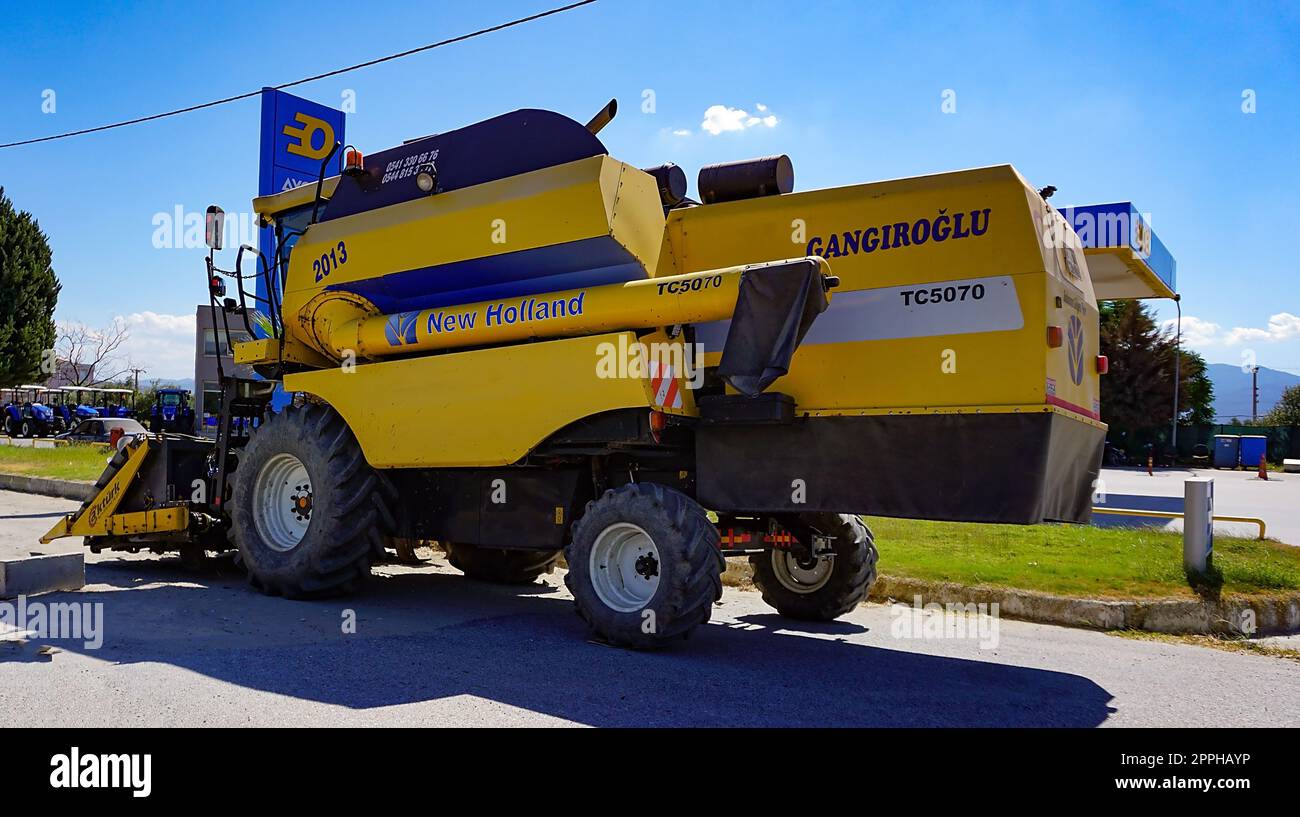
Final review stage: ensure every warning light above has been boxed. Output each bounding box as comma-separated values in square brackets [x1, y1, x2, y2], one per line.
[344, 149, 365, 177]
[1096, 354, 1109, 375]
[209, 276, 226, 297]
[1046, 325, 1063, 348]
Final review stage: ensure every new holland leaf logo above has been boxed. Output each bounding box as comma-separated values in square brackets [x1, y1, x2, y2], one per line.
[1066, 314, 1085, 385]
[385, 312, 419, 346]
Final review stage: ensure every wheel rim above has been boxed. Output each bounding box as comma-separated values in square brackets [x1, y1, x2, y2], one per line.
[771, 550, 834, 594]
[589, 522, 660, 612]
[252, 453, 313, 552]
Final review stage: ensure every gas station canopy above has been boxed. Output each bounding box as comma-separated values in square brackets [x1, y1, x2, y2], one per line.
[1059, 202, 1177, 300]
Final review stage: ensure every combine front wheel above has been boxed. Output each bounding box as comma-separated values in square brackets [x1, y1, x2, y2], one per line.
[566, 483, 722, 649]
[230, 403, 392, 598]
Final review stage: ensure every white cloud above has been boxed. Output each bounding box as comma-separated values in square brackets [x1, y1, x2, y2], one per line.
[700, 103, 780, 135]
[1226, 312, 1300, 345]
[116, 310, 197, 380]
[672, 128, 692, 137]
[755, 102, 768, 112]
[1169, 315, 1223, 347]
[1165, 312, 1300, 347]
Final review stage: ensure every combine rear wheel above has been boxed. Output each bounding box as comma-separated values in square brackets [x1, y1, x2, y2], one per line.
[750, 513, 877, 621]
[446, 543, 560, 584]
[565, 483, 722, 649]
[230, 403, 392, 598]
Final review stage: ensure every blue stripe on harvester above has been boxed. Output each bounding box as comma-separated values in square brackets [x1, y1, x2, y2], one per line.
[326, 235, 646, 314]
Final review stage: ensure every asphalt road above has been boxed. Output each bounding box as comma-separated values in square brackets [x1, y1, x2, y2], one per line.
[1097, 466, 1298, 545]
[2, 489, 1298, 727]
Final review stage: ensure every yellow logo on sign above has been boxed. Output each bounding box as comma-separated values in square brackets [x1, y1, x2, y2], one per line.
[283, 112, 335, 160]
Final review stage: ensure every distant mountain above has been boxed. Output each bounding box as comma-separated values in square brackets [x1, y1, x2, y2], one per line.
[148, 377, 194, 392]
[1206, 363, 1300, 421]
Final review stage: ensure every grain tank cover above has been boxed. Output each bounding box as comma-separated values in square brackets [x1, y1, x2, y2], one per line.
[323, 109, 609, 221]
[284, 109, 669, 316]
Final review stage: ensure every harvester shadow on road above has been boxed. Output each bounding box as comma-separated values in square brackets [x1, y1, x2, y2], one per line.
[41, 557, 1114, 727]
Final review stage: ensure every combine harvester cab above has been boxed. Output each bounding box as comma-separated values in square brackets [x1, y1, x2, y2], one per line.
[44, 100, 1171, 648]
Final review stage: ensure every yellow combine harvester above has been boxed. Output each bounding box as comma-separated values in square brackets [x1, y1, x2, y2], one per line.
[45, 100, 1139, 647]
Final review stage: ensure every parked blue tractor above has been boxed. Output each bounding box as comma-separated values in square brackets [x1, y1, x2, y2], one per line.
[149, 388, 195, 434]
[2, 386, 60, 438]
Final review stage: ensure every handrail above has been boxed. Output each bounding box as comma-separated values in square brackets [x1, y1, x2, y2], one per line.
[1092, 506, 1267, 540]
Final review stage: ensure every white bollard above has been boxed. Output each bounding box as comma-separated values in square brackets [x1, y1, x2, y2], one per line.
[1184, 478, 1214, 573]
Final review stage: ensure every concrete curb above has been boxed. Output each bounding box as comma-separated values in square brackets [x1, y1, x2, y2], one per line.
[0, 553, 85, 598]
[870, 576, 1300, 636]
[723, 563, 1300, 635]
[0, 473, 94, 501]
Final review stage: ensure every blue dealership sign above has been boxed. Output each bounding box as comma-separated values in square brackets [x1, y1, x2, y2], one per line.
[259, 88, 347, 198]
[257, 88, 346, 286]
[1058, 202, 1176, 295]
[256, 89, 345, 407]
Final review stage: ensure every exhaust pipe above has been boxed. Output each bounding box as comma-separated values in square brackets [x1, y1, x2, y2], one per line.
[585, 98, 618, 135]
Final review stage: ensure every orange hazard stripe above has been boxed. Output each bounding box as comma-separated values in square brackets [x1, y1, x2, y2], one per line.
[663, 375, 680, 410]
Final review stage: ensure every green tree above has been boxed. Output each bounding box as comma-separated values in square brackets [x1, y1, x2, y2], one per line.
[0, 187, 61, 385]
[1177, 349, 1215, 425]
[1263, 384, 1300, 425]
[1098, 300, 1214, 438]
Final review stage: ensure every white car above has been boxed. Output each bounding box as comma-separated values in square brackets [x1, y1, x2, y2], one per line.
[57, 417, 148, 449]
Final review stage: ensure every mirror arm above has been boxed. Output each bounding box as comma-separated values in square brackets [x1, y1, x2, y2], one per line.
[310, 142, 342, 225]
[232, 246, 256, 337]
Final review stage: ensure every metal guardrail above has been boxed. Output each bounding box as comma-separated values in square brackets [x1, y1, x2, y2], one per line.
[1092, 506, 1267, 540]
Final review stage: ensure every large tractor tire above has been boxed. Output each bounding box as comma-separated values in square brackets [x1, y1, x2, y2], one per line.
[445, 543, 560, 585]
[749, 513, 877, 621]
[230, 403, 392, 599]
[565, 483, 722, 649]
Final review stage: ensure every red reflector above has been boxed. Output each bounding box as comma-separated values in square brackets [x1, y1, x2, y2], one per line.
[1046, 325, 1064, 348]
[1096, 354, 1109, 374]
[648, 410, 667, 442]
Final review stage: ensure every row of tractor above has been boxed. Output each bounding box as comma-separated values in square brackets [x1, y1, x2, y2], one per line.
[1, 386, 196, 438]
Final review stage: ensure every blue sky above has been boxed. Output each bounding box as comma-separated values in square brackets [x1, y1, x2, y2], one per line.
[1, 0, 1297, 379]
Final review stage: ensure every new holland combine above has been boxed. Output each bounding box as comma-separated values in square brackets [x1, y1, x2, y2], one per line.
[43, 100, 1120, 647]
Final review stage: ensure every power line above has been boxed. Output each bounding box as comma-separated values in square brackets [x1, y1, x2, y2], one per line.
[0, 0, 598, 150]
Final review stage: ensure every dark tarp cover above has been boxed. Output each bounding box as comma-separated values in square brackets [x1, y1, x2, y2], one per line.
[717, 258, 829, 395]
